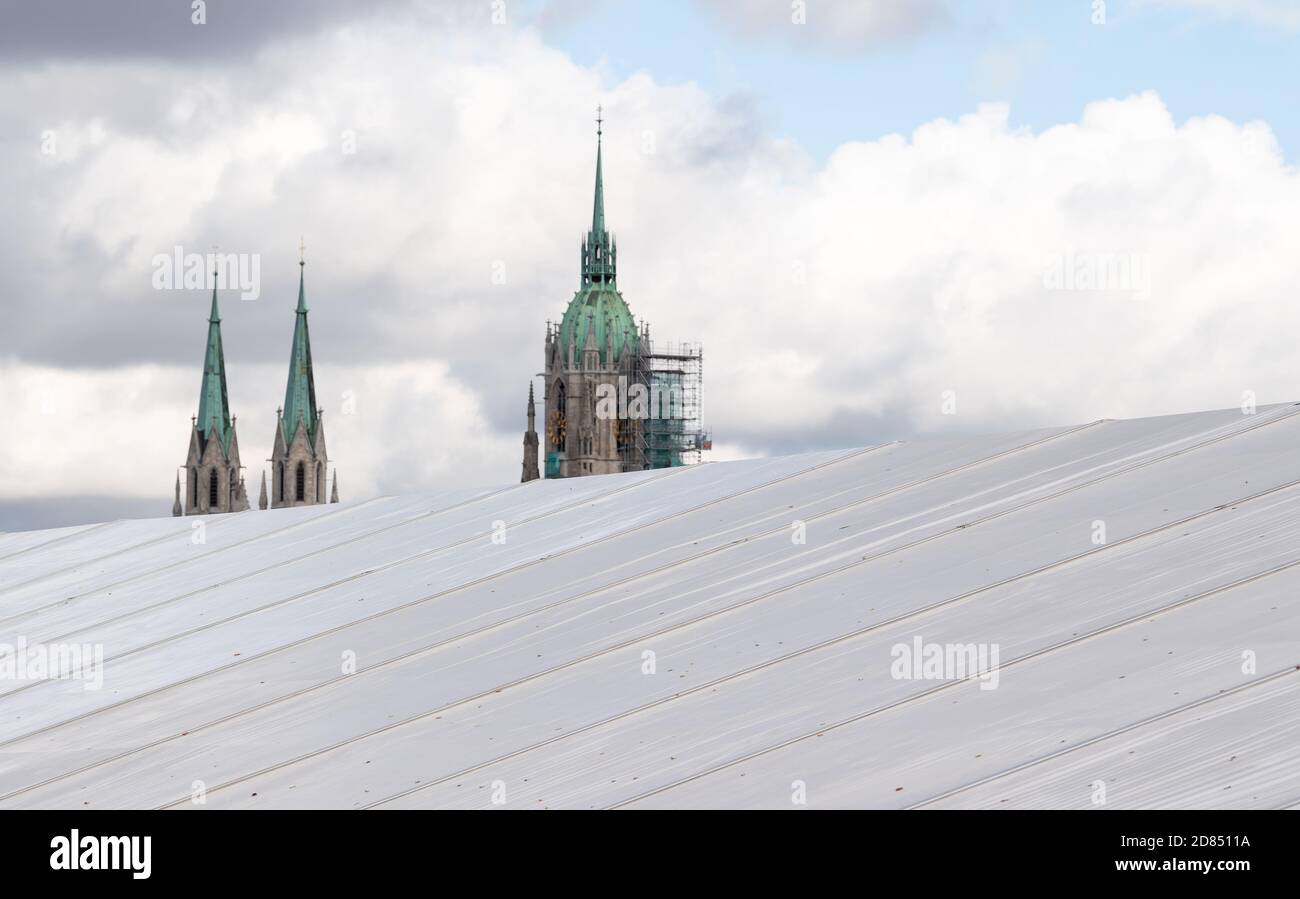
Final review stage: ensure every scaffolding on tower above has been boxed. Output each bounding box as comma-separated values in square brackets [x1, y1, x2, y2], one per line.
[625, 324, 710, 471]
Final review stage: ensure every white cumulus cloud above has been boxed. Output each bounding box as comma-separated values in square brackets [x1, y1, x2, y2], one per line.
[1, 15, 1298, 522]
[1143, 0, 1300, 29]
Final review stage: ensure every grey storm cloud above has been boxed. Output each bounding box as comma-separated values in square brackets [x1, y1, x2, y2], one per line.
[0, 0, 419, 60]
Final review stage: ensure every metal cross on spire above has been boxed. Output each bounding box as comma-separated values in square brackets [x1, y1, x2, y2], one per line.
[299, 236, 306, 267]
[595, 104, 603, 139]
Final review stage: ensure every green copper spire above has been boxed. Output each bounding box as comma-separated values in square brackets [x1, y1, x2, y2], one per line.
[280, 253, 319, 444]
[195, 275, 233, 454]
[582, 106, 616, 286]
[592, 106, 606, 236]
[562, 109, 636, 364]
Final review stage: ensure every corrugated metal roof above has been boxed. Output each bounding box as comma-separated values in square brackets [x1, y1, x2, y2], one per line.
[1, 404, 1298, 809]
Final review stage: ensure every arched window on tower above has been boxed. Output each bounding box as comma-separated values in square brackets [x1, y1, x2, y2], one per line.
[553, 380, 567, 452]
[278, 463, 285, 502]
[190, 469, 197, 507]
[295, 462, 305, 502]
[208, 468, 219, 509]
[316, 462, 323, 503]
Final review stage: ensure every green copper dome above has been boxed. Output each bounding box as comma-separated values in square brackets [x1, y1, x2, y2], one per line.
[559, 284, 638, 364]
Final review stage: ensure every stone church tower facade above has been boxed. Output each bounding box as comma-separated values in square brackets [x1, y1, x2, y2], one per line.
[175, 278, 250, 515]
[541, 114, 643, 478]
[270, 257, 335, 508]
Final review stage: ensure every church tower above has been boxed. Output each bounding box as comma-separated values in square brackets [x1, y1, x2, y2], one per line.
[543, 109, 642, 477]
[176, 274, 250, 515]
[270, 251, 333, 508]
[521, 382, 540, 482]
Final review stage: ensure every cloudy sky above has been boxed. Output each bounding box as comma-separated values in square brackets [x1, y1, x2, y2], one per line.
[1, 0, 1297, 529]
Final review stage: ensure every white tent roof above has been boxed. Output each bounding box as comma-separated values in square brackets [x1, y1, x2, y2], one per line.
[2, 404, 1298, 809]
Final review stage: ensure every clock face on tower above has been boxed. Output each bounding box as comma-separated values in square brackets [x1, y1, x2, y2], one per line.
[546, 409, 566, 450]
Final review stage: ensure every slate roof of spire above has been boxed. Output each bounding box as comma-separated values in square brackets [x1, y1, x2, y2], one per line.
[2, 405, 1299, 808]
